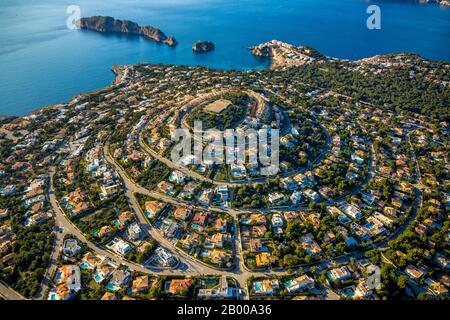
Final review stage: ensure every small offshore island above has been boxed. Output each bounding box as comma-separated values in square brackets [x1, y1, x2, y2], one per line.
[192, 40, 216, 53]
[76, 16, 178, 47]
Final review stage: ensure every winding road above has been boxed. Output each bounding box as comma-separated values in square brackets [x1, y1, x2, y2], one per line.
[1, 89, 425, 300]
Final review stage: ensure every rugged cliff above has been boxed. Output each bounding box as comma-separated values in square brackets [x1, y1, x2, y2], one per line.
[76, 16, 177, 47]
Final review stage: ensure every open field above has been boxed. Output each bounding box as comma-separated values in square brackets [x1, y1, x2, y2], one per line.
[204, 99, 232, 113]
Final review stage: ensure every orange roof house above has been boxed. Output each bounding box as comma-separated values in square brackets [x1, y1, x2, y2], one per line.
[168, 279, 192, 295]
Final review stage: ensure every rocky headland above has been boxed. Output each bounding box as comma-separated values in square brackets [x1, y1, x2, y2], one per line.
[250, 40, 326, 68]
[76, 16, 177, 47]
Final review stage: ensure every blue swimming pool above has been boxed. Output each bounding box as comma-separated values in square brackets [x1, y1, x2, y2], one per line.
[79, 262, 90, 270]
[94, 274, 104, 283]
[54, 271, 62, 283]
[344, 288, 355, 298]
[106, 283, 118, 292]
[284, 280, 295, 288]
[253, 282, 263, 292]
[49, 293, 58, 301]
[365, 223, 374, 229]
[204, 242, 214, 248]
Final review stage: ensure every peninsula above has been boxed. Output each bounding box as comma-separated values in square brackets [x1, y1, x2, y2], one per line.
[76, 16, 178, 47]
[250, 40, 325, 68]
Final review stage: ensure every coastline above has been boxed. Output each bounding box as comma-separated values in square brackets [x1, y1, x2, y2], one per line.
[23, 66, 128, 118]
[2, 0, 450, 119]
[2, 44, 447, 120]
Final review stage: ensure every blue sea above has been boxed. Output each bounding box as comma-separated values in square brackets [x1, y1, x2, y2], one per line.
[0, 0, 449, 116]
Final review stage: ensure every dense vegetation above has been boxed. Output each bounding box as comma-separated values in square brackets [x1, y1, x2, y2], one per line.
[187, 92, 250, 130]
[263, 59, 450, 121]
[0, 196, 54, 298]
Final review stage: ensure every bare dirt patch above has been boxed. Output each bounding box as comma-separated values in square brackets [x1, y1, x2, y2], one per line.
[204, 99, 232, 113]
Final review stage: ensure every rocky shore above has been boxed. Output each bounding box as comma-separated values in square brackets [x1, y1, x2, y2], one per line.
[250, 40, 324, 68]
[417, 0, 450, 6]
[76, 16, 177, 47]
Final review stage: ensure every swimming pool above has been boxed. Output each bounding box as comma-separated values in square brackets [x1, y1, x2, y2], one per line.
[344, 288, 355, 298]
[200, 251, 211, 258]
[49, 293, 58, 301]
[204, 242, 214, 249]
[253, 282, 263, 292]
[365, 223, 374, 229]
[79, 262, 90, 270]
[54, 271, 63, 283]
[94, 274, 104, 283]
[284, 280, 296, 288]
[106, 283, 119, 292]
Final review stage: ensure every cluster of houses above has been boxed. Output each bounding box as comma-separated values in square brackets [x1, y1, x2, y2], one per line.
[0, 51, 448, 301]
[252, 274, 316, 297]
[250, 258, 382, 300]
[85, 144, 121, 200]
[156, 172, 230, 208]
[48, 237, 162, 300]
[146, 199, 234, 268]
[0, 207, 14, 269]
[48, 236, 240, 300]
[0, 173, 55, 272]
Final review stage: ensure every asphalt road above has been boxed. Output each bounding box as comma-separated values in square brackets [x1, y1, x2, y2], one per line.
[1, 96, 424, 300]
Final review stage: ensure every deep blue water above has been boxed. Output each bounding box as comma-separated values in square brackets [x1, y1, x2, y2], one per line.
[0, 0, 449, 116]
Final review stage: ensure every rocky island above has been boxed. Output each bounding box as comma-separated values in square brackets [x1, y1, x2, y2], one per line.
[192, 40, 215, 53]
[76, 16, 177, 47]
